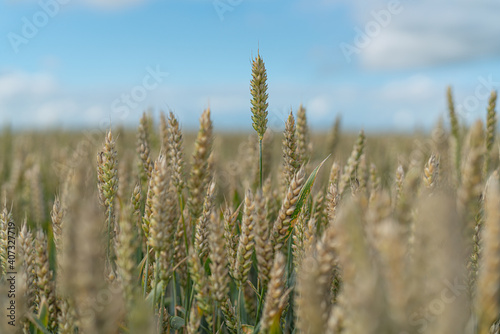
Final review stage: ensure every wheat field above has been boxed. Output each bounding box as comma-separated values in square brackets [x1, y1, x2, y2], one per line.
[0, 55, 499, 334]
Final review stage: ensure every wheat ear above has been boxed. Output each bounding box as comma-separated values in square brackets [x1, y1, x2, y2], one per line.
[187, 108, 213, 220]
[272, 167, 306, 253]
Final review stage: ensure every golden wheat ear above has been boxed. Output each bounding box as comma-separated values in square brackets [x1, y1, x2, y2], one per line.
[296, 104, 311, 165]
[485, 90, 498, 176]
[250, 53, 269, 140]
[137, 112, 153, 181]
[476, 177, 500, 334]
[233, 189, 256, 286]
[187, 108, 213, 221]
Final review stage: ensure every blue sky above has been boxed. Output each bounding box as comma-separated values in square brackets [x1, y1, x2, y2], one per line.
[1, 0, 500, 132]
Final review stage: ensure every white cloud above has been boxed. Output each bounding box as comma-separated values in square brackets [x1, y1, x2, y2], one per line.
[378, 75, 436, 102]
[308, 95, 330, 117]
[393, 109, 415, 130]
[0, 71, 56, 101]
[0, 70, 450, 131]
[358, 0, 500, 69]
[9, 0, 152, 10]
[34, 99, 77, 127]
[80, 0, 151, 10]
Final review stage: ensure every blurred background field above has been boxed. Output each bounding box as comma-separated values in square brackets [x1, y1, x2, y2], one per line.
[0, 119, 432, 226]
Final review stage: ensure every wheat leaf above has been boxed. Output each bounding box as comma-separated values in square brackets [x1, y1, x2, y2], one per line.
[287, 155, 330, 236]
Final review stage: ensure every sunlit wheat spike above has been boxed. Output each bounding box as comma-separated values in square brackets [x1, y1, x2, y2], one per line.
[282, 110, 300, 190]
[221, 298, 238, 334]
[188, 250, 212, 324]
[447, 86, 459, 141]
[250, 52, 269, 140]
[369, 162, 380, 194]
[292, 212, 308, 271]
[57, 299, 76, 334]
[223, 205, 239, 277]
[173, 213, 188, 286]
[254, 189, 273, 286]
[159, 111, 169, 157]
[423, 153, 439, 189]
[35, 230, 58, 331]
[147, 156, 169, 251]
[476, 177, 500, 334]
[62, 142, 122, 333]
[394, 166, 420, 227]
[261, 252, 288, 332]
[194, 180, 216, 263]
[272, 166, 306, 253]
[0, 206, 11, 279]
[97, 130, 119, 267]
[130, 182, 144, 252]
[149, 157, 179, 283]
[338, 130, 365, 196]
[458, 120, 485, 230]
[393, 164, 405, 208]
[167, 111, 186, 194]
[312, 191, 327, 235]
[137, 112, 153, 180]
[187, 108, 213, 220]
[18, 220, 36, 330]
[51, 196, 64, 258]
[208, 211, 230, 302]
[328, 115, 342, 156]
[296, 104, 311, 165]
[326, 182, 340, 223]
[234, 189, 256, 285]
[447, 86, 462, 183]
[485, 90, 497, 175]
[358, 153, 368, 195]
[328, 161, 340, 190]
[116, 203, 138, 309]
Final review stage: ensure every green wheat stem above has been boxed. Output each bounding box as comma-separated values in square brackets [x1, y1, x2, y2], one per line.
[255, 280, 265, 325]
[282, 236, 294, 330]
[178, 193, 189, 261]
[172, 271, 177, 316]
[106, 205, 112, 272]
[159, 290, 165, 334]
[237, 285, 242, 334]
[259, 138, 263, 189]
[153, 252, 159, 310]
[144, 244, 150, 298]
[213, 301, 217, 334]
